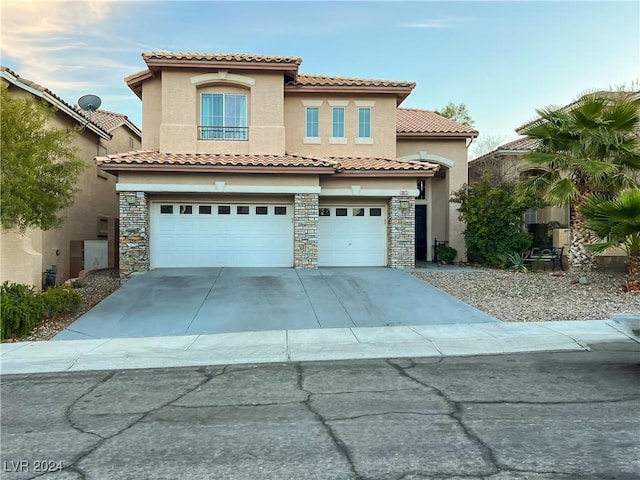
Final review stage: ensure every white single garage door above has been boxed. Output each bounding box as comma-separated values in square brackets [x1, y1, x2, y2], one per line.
[151, 202, 293, 268]
[318, 205, 387, 266]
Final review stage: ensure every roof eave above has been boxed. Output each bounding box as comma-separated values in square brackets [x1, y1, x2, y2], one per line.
[396, 131, 478, 139]
[333, 169, 438, 177]
[97, 164, 335, 175]
[144, 58, 300, 76]
[285, 84, 414, 103]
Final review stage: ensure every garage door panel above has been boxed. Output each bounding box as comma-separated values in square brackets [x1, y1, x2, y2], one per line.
[318, 205, 387, 267]
[151, 203, 293, 268]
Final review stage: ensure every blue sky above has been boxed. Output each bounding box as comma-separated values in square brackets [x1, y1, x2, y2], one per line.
[2, 1, 638, 150]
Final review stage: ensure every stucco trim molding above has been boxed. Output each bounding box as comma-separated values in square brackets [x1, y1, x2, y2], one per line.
[354, 100, 376, 107]
[355, 138, 374, 145]
[399, 152, 455, 168]
[303, 136, 322, 144]
[321, 188, 420, 197]
[329, 137, 347, 144]
[328, 100, 349, 107]
[302, 100, 323, 107]
[190, 72, 256, 87]
[116, 183, 321, 194]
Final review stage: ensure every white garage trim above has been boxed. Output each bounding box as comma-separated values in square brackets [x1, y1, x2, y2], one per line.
[321, 188, 419, 197]
[150, 201, 294, 268]
[117, 183, 321, 194]
[318, 205, 387, 266]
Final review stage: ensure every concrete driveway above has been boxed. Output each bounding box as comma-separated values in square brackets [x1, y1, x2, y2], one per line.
[54, 268, 497, 340]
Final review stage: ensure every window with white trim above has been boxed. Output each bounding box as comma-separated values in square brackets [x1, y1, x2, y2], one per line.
[306, 107, 319, 137]
[332, 107, 345, 138]
[358, 107, 371, 138]
[200, 93, 248, 140]
[524, 208, 538, 225]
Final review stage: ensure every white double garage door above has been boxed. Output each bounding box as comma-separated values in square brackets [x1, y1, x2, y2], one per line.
[150, 201, 387, 268]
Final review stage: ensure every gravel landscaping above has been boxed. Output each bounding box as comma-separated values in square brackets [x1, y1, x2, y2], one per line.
[21, 269, 123, 342]
[413, 267, 640, 322]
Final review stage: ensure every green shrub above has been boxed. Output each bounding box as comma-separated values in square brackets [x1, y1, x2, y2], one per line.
[437, 246, 458, 264]
[42, 285, 81, 317]
[451, 174, 542, 267]
[0, 282, 46, 340]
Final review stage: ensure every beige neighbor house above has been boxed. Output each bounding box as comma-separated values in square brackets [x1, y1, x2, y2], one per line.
[0, 67, 142, 288]
[99, 53, 477, 277]
[469, 91, 640, 269]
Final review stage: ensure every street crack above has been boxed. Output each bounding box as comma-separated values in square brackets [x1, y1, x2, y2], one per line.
[296, 363, 363, 480]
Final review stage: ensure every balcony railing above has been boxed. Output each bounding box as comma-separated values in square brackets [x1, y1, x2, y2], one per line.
[198, 126, 248, 141]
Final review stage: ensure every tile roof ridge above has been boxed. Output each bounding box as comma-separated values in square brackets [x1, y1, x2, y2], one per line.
[296, 73, 415, 84]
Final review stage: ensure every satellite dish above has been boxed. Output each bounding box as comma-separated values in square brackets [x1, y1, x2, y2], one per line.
[78, 94, 101, 113]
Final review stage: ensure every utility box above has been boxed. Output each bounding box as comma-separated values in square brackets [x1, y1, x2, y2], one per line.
[553, 229, 571, 250]
[84, 240, 108, 272]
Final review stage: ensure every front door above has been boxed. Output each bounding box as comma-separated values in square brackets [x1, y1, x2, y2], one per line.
[415, 205, 427, 261]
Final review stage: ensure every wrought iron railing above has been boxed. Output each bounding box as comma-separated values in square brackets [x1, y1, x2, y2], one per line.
[198, 126, 248, 141]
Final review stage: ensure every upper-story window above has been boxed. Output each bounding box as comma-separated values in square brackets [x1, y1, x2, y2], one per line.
[306, 107, 319, 137]
[358, 108, 371, 138]
[200, 93, 248, 141]
[332, 107, 345, 138]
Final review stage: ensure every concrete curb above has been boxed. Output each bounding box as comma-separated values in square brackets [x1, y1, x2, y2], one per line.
[2, 320, 635, 375]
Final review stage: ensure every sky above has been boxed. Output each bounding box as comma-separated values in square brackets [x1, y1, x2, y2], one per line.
[1, 0, 639, 151]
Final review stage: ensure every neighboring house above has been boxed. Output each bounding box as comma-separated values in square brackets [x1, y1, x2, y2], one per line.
[0, 67, 142, 288]
[99, 52, 477, 276]
[469, 91, 640, 268]
[469, 136, 569, 231]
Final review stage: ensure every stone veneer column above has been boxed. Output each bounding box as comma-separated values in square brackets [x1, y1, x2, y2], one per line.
[294, 193, 319, 269]
[119, 191, 150, 278]
[388, 196, 415, 268]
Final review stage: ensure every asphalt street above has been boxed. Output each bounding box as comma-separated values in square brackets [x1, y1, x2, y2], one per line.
[1, 340, 639, 480]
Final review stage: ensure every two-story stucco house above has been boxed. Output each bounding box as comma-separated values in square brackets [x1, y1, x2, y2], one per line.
[98, 53, 477, 276]
[0, 66, 142, 288]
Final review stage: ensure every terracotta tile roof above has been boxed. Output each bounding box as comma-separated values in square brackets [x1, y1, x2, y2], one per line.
[97, 150, 336, 169]
[142, 52, 302, 65]
[329, 156, 439, 173]
[496, 136, 541, 151]
[0, 65, 111, 138]
[397, 108, 478, 136]
[471, 136, 541, 163]
[97, 150, 439, 175]
[288, 74, 415, 89]
[75, 108, 141, 136]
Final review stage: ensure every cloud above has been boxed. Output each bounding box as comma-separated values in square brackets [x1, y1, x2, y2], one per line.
[398, 17, 472, 29]
[0, 1, 140, 101]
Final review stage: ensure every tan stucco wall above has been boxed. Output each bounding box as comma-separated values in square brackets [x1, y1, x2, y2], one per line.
[319, 176, 414, 191]
[142, 76, 161, 150]
[0, 228, 43, 288]
[397, 138, 469, 259]
[119, 172, 320, 187]
[141, 69, 286, 155]
[284, 94, 397, 158]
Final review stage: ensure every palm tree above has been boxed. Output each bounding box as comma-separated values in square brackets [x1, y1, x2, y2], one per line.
[580, 189, 640, 289]
[518, 91, 640, 271]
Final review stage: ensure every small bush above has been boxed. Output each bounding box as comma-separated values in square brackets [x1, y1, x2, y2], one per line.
[42, 285, 81, 317]
[0, 282, 46, 340]
[438, 246, 458, 264]
[70, 280, 83, 288]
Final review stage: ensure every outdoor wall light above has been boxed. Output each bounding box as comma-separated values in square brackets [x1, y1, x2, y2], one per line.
[126, 194, 137, 204]
[399, 200, 410, 209]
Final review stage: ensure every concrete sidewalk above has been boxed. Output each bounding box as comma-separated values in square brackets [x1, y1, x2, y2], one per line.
[2, 319, 637, 375]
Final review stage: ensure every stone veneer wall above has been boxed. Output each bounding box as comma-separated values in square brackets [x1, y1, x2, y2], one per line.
[294, 193, 319, 269]
[119, 191, 149, 277]
[388, 196, 415, 268]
